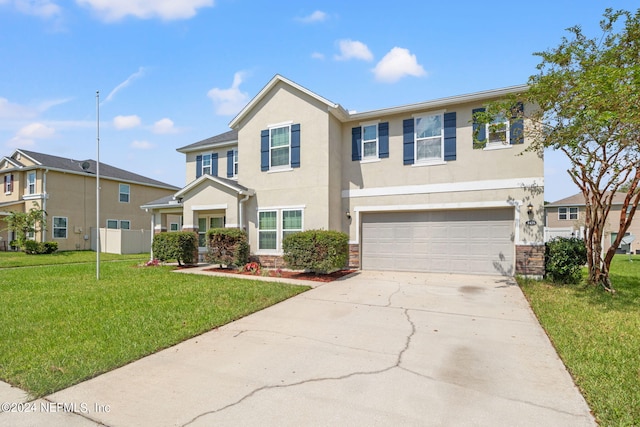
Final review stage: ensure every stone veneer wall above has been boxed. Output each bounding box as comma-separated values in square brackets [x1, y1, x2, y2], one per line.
[348, 244, 360, 269]
[515, 244, 545, 277]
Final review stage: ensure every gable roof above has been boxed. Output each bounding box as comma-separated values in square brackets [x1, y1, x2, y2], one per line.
[174, 174, 254, 199]
[9, 149, 179, 190]
[176, 129, 238, 153]
[229, 74, 349, 129]
[546, 191, 630, 207]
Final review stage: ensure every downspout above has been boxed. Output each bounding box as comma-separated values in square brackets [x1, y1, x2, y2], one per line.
[42, 169, 48, 243]
[148, 209, 155, 261]
[239, 193, 250, 231]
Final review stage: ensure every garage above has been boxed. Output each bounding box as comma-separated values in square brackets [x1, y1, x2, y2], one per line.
[361, 208, 514, 275]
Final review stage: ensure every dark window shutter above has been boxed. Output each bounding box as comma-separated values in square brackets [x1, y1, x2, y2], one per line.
[472, 108, 486, 143]
[3, 175, 7, 192]
[403, 119, 414, 165]
[211, 153, 218, 176]
[260, 129, 269, 171]
[443, 112, 456, 161]
[351, 127, 362, 161]
[378, 122, 389, 158]
[196, 155, 203, 178]
[227, 150, 234, 178]
[291, 123, 301, 168]
[510, 103, 524, 145]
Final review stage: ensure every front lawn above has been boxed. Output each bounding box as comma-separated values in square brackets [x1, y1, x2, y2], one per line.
[0, 255, 309, 397]
[0, 250, 146, 268]
[518, 254, 640, 426]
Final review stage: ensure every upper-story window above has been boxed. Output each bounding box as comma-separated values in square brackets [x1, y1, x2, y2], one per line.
[261, 123, 300, 172]
[233, 149, 239, 177]
[27, 172, 36, 194]
[119, 184, 130, 203]
[473, 103, 524, 149]
[487, 113, 509, 145]
[202, 154, 212, 175]
[4, 174, 13, 194]
[558, 207, 578, 220]
[362, 125, 378, 159]
[415, 113, 444, 162]
[270, 125, 291, 169]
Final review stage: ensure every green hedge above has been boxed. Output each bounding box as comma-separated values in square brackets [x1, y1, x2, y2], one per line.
[545, 237, 587, 284]
[283, 229, 349, 274]
[205, 228, 249, 267]
[152, 232, 197, 266]
[24, 241, 58, 255]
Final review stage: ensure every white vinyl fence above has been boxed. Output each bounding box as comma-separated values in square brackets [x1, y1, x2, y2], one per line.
[91, 228, 151, 254]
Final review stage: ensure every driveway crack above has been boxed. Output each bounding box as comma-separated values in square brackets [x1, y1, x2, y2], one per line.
[181, 308, 416, 427]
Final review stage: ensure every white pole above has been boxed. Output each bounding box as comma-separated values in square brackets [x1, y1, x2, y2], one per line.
[96, 91, 100, 280]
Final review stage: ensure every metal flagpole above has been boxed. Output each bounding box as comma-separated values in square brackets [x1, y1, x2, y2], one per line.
[96, 91, 100, 280]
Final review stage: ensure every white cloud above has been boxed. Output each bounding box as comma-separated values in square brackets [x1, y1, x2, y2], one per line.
[2, 0, 61, 18]
[152, 118, 177, 134]
[0, 97, 37, 120]
[102, 67, 145, 105]
[113, 114, 141, 129]
[76, 0, 214, 21]
[296, 10, 327, 23]
[334, 39, 373, 62]
[37, 97, 72, 112]
[207, 72, 249, 116]
[131, 140, 154, 150]
[16, 122, 55, 139]
[372, 47, 426, 83]
[311, 52, 325, 60]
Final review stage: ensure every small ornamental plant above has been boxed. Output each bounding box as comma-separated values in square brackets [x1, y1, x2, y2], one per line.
[243, 262, 261, 275]
[145, 259, 160, 267]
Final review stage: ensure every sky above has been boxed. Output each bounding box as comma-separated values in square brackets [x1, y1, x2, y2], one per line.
[1, 0, 638, 203]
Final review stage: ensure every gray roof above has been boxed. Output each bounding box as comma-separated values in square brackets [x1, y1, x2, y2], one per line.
[547, 191, 629, 207]
[16, 149, 179, 190]
[176, 129, 238, 153]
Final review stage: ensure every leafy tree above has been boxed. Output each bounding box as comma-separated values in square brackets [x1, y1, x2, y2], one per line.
[4, 203, 46, 251]
[476, 8, 640, 291]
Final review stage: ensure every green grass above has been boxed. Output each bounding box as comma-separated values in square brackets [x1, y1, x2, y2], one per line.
[0, 254, 309, 397]
[0, 250, 146, 268]
[518, 255, 640, 427]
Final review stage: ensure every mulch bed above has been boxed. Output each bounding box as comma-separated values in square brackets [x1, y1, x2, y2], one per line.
[204, 267, 357, 282]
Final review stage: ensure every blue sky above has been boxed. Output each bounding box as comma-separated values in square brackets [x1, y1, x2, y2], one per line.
[1, 1, 637, 202]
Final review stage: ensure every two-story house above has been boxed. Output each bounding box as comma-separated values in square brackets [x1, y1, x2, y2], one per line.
[142, 75, 544, 276]
[545, 192, 640, 254]
[0, 149, 179, 251]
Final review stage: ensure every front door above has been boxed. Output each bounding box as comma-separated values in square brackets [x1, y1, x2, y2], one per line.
[198, 216, 225, 248]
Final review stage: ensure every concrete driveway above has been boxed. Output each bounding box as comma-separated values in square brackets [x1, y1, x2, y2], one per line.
[1, 271, 596, 426]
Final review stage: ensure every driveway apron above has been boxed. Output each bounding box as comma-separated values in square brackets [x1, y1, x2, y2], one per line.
[3, 271, 596, 426]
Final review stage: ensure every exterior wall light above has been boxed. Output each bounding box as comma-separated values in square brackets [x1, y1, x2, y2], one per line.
[527, 203, 533, 215]
[346, 210, 351, 220]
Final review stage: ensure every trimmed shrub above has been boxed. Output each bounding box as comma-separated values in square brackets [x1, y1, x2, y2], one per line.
[545, 237, 587, 284]
[205, 228, 249, 267]
[24, 240, 58, 255]
[152, 232, 197, 266]
[283, 229, 349, 274]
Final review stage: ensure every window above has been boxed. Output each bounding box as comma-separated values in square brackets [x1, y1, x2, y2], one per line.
[362, 124, 378, 159]
[487, 113, 509, 145]
[258, 211, 277, 250]
[4, 174, 12, 193]
[415, 114, 443, 162]
[258, 209, 303, 252]
[198, 216, 225, 247]
[106, 219, 118, 229]
[119, 220, 130, 230]
[233, 149, 239, 177]
[558, 207, 578, 220]
[53, 217, 67, 239]
[119, 184, 130, 203]
[170, 223, 179, 231]
[270, 125, 290, 168]
[202, 154, 212, 175]
[27, 172, 36, 194]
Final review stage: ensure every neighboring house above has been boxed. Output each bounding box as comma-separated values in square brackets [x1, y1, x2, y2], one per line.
[0, 149, 179, 252]
[142, 75, 544, 276]
[545, 192, 640, 254]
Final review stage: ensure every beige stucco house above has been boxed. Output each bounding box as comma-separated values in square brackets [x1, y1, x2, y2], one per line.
[0, 149, 179, 252]
[545, 192, 640, 254]
[143, 75, 544, 276]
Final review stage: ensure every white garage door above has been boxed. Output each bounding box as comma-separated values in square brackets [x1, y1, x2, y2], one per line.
[361, 209, 514, 275]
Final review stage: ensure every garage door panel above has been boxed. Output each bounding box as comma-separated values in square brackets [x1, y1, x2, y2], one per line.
[361, 209, 514, 275]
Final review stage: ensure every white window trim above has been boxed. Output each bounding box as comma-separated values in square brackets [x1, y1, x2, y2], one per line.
[202, 154, 212, 176]
[360, 121, 379, 161]
[232, 149, 239, 178]
[198, 215, 225, 248]
[119, 183, 130, 203]
[170, 223, 179, 231]
[106, 219, 118, 229]
[558, 207, 578, 220]
[52, 216, 68, 239]
[256, 207, 305, 254]
[414, 113, 444, 164]
[119, 220, 131, 230]
[485, 116, 510, 147]
[268, 125, 292, 171]
[27, 172, 36, 195]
